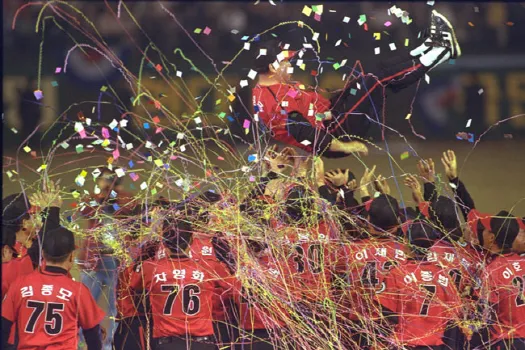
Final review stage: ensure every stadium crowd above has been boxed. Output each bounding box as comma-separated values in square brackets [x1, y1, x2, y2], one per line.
[2, 146, 524, 350]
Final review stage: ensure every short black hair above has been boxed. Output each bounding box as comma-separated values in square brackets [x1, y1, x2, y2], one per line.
[163, 217, 194, 252]
[429, 196, 461, 241]
[369, 194, 400, 231]
[254, 38, 282, 74]
[42, 227, 76, 263]
[491, 211, 520, 250]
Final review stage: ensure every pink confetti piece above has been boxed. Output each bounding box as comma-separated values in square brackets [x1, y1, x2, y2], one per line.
[217, 156, 225, 161]
[130, 173, 139, 182]
[155, 127, 163, 134]
[314, 13, 321, 21]
[384, 21, 392, 27]
[112, 149, 120, 160]
[203, 27, 211, 35]
[243, 119, 251, 129]
[78, 129, 86, 139]
[55, 67, 62, 74]
[102, 127, 110, 139]
[170, 155, 178, 160]
[286, 89, 298, 98]
[249, 176, 256, 182]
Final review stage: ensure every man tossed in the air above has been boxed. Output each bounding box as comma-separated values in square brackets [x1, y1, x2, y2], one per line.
[252, 10, 460, 158]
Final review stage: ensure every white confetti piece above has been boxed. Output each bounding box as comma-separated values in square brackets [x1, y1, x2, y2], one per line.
[140, 182, 148, 190]
[312, 32, 319, 41]
[374, 47, 380, 55]
[244, 43, 251, 50]
[176, 71, 182, 77]
[109, 119, 118, 129]
[287, 67, 294, 74]
[282, 101, 289, 107]
[389, 43, 397, 51]
[60, 142, 69, 149]
[180, 145, 186, 152]
[145, 141, 153, 149]
[343, 16, 350, 23]
[115, 168, 125, 177]
[247, 69, 257, 80]
[335, 39, 342, 46]
[425, 74, 430, 84]
[120, 119, 128, 127]
[276, 52, 285, 62]
[259, 48, 267, 56]
[296, 59, 303, 67]
[240, 80, 248, 88]
[466, 119, 472, 128]
[427, 0, 435, 5]
[478, 88, 484, 95]
[86, 118, 92, 126]
[126, 143, 133, 150]
[301, 140, 312, 146]
[74, 122, 84, 132]
[194, 117, 202, 124]
[177, 133, 185, 139]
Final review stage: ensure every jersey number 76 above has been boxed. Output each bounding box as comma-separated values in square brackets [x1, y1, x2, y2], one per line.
[161, 284, 201, 316]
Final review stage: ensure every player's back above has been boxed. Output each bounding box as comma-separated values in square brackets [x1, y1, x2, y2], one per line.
[336, 237, 408, 320]
[2, 267, 104, 350]
[482, 253, 525, 340]
[136, 255, 231, 338]
[277, 222, 337, 303]
[377, 260, 462, 347]
[235, 253, 289, 332]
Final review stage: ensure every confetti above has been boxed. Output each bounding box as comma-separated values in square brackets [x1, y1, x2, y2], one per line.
[23, 146, 31, 153]
[504, 134, 513, 139]
[244, 43, 251, 50]
[427, 1, 435, 5]
[243, 119, 251, 129]
[405, 38, 410, 47]
[194, 28, 202, 34]
[358, 14, 366, 25]
[373, 33, 381, 40]
[343, 16, 350, 23]
[405, 113, 412, 120]
[302, 6, 312, 16]
[478, 89, 484, 95]
[468, 22, 475, 27]
[389, 43, 397, 51]
[34, 90, 43, 100]
[400, 151, 410, 160]
[300, 140, 312, 146]
[203, 26, 211, 35]
[100, 85, 108, 92]
[51, 81, 58, 87]
[384, 21, 392, 27]
[248, 69, 257, 80]
[466, 119, 472, 128]
[55, 67, 62, 74]
[425, 74, 430, 84]
[374, 47, 380, 55]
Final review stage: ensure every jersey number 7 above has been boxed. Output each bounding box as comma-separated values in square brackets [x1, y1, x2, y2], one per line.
[419, 285, 437, 316]
[161, 284, 201, 316]
[25, 301, 64, 335]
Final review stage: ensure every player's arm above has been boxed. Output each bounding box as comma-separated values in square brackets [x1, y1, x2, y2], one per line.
[78, 284, 106, 350]
[441, 150, 476, 219]
[1, 282, 19, 348]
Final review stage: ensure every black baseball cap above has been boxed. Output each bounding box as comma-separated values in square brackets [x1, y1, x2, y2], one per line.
[42, 227, 76, 258]
[490, 211, 520, 250]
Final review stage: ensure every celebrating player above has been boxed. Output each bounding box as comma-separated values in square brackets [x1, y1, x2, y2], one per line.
[1, 227, 105, 350]
[252, 10, 461, 158]
[128, 215, 233, 350]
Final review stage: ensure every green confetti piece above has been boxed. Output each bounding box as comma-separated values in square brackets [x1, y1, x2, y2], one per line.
[348, 33, 352, 39]
[100, 86, 108, 92]
[350, 88, 357, 95]
[359, 14, 367, 23]
[76, 144, 84, 153]
[333, 63, 341, 70]
[400, 151, 410, 160]
[312, 5, 318, 12]
[218, 112, 226, 119]
[51, 81, 58, 87]
[194, 28, 202, 34]
[154, 159, 163, 167]
[151, 188, 157, 195]
[271, 33, 278, 37]
[215, 99, 222, 105]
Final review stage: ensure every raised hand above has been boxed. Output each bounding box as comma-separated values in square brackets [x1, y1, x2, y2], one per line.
[404, 174, 424, 204]
[359, 165, 376, 198]
[441, 150, 458, 180]
[325, 168, 350, 188]
[417, 158, 435, 183]
[374, 174, 391, 195]
[264, 145, 293, 174]
[30, 180, 63, 209]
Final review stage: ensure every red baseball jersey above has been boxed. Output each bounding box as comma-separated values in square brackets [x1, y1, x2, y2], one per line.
[335, 238, 408, 320]
[2, 267, 105, 350]
[480, 253, 525, 340]
[377, 260, 462, 347]
[275, 222, 338, 303]
[129, 255, 233, 338]
[252, 83, 331, 152]
[117, 263, 146, 319]
[2, 254, 34, 299]
[233, 253, 289, 331]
